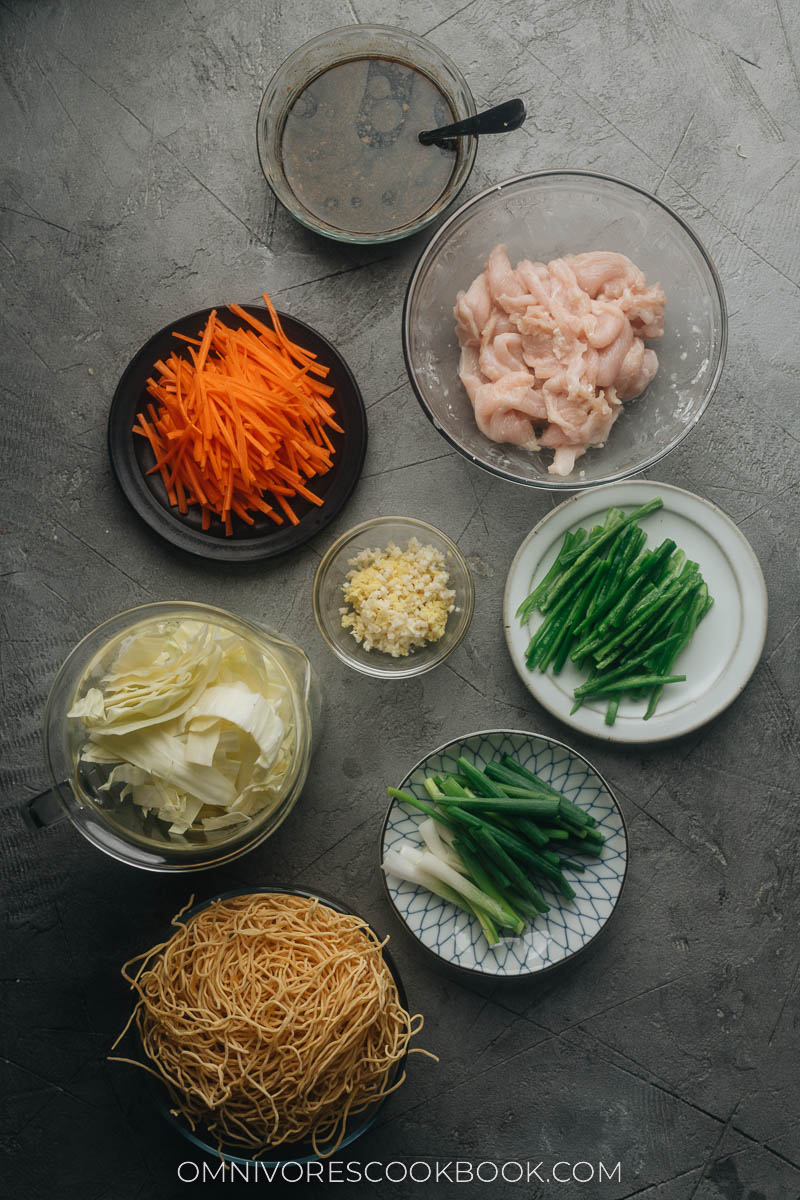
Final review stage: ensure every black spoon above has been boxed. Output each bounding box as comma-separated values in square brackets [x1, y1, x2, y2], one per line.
[419, 98, 526, 145]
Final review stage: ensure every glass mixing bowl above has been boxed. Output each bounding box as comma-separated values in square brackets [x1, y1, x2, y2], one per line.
[403, 170, 727, 488]
[313, 516, 474, 679]
[25, 603, 320, 872]
[257, 25, 477, 244]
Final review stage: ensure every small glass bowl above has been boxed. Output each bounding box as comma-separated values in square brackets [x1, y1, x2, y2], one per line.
[403, 170, 728, 489]
[257, 25, 477, 245]
[313, 517, 474, 678]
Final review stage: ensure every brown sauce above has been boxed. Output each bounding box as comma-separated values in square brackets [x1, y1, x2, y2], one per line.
[281, 56, 458, 235]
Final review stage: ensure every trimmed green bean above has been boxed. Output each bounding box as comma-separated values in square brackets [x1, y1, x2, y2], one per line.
[577, 673, 686, 696]
[591, 577, 702, 668]
[540, 498, 663, 613]
[516, 529, 586, 620]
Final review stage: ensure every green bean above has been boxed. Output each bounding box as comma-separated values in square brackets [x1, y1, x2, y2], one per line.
[581, 527, 643, 630]
[573, 633, 684, 694]
[658, 547, 686, 585]
[550, 561, 611, 674]
[525, 558, 608, 667]
[577, 673, 687, 695]
[527, 611, 568, 670]
[572, 537, 678, 657]
[516, 529, 586, 620]
[644, 584, 711, 720]
[591, 576, 702, 668]
[540, 498, 663, 613]
[556, 506, 626, 568]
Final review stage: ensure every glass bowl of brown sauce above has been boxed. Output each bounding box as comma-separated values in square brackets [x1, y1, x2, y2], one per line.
[257, 25, 477, 245]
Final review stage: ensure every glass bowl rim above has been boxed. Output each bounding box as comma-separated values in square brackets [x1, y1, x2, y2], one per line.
[144, 885, 408, 1165]
[401, 167, 729, 490]
[255, 23, 478, 246]
[312, 515, 475, 678]
[43, 601, 314, 871]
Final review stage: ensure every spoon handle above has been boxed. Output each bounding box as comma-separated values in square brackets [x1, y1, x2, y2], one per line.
[419, 98, 526, 145]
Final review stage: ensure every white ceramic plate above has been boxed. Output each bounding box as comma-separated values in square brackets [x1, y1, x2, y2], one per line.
[504, 482, 767, 743]
[381, 730, 628, 978]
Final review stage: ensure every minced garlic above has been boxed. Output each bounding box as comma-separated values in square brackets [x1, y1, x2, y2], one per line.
[340, 538, 456, 657]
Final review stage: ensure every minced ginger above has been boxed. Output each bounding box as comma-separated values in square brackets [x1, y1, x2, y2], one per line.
[340, 538, 456, 657]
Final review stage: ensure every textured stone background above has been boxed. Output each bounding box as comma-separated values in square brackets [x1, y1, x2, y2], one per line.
[1, 1, 799, 1197]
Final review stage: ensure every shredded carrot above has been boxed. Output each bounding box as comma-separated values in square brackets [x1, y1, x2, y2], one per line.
[133, 296, 342, 535]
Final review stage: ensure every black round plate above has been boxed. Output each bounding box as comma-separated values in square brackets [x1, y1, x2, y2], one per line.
[108, 305, 367, 562]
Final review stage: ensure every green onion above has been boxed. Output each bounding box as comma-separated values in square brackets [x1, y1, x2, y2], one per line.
[440, 795, 561, 818]
[452, 837, 528, 926]
[455, 757, 508, 799]
[471, 826, 551, 910]
[386, 753, 600, 938]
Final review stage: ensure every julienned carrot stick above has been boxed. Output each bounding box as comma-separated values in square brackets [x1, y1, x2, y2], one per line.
[132, 296, 341, 536]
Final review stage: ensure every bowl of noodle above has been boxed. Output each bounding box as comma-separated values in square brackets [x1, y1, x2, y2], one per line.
[111, 888, 432, 1164]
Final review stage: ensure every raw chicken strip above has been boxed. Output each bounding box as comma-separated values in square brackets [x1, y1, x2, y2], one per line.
[458, 345, 545, 444]
[454, 246, 666, 475]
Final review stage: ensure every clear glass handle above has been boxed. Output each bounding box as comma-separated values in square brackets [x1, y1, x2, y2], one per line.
[23, 786, 67, 830]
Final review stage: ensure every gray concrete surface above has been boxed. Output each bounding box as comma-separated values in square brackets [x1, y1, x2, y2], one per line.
[1, 1, 799, 1197]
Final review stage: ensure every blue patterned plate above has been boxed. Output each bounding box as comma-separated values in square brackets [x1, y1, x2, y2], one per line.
[380, 729, 628, 978]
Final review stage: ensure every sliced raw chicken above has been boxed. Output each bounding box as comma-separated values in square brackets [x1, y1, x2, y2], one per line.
[454, 272, 492, 346]
[454, 245, 665, 475]
[479, 331, 526, 380]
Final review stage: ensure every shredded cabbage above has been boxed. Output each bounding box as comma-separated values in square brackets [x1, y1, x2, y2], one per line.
[68, 618, 294, 839]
